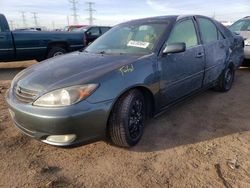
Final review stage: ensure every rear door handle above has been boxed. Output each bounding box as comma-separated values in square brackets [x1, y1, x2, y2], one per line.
[196, 52, 204, 58]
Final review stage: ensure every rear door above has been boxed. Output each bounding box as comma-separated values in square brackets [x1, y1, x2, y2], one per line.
[158, 18, 205, 106]
[0, 19, 15, 61]
[196, 17, 228, 85]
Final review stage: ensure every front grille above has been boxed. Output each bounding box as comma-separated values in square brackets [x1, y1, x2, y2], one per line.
[14, 85, 38, 103]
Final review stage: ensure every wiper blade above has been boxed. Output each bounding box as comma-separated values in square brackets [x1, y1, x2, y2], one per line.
[97, 51, 106, 54]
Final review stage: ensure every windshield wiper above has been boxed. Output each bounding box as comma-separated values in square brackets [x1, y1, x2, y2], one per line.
[96, 51, 106, 55]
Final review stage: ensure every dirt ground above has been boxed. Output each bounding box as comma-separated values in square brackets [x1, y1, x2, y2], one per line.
[0, 68, 250, 188]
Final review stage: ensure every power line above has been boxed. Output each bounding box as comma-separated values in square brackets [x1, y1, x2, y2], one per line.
[86, 2, 96, 26]
[20, 11, 27, 28]
[69, 0, 79, 25]
[31, 12, 39, 27]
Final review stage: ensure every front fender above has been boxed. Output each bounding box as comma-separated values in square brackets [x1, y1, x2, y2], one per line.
[86, 55, 159, 104]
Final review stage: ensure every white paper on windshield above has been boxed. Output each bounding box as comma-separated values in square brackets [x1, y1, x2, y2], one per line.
[127, 40, 150, 49]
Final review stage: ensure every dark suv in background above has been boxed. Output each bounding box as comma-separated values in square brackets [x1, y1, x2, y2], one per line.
[72, 26, 111, 45]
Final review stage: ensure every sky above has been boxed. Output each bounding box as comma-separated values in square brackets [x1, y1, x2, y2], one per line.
[0, 0, 249, 29]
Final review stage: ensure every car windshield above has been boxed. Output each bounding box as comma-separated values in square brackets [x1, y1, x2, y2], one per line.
[85, 22, 167, 55]
[229, 19, 250, 32]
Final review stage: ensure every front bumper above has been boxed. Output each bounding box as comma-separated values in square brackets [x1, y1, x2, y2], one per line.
[6, 89, 114, 146]
[244, 46, 250, 59]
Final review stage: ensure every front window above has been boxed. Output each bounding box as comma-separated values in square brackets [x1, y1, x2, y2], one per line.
[167, 19, 198, 48]
[229, 19, 250, 32]
[86, 22, 167, 55]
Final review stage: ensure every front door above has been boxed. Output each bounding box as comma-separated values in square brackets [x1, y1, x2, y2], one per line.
[0, 21, 15, 61]
[158, 18, 205, 107]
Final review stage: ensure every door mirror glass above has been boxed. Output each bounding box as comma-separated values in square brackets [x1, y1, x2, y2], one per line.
[163, 42, 186, 54]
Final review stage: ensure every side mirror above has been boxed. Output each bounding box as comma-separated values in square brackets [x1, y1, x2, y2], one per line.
[86, 31, 92, 36]
[163, 42, 186, 54]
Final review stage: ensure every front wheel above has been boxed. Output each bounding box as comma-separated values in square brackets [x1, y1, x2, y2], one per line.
[214, 65, 235, 92]
[108, 89, 145, 147]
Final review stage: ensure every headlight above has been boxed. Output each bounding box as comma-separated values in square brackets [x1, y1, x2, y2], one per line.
[33, 84, 98, 107]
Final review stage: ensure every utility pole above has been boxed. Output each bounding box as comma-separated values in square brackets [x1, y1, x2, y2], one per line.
[20, 11, 27, 28]
[67, 15, 70, 26]
[31, 12, 39, 27]
[69, 0, 78, 25]
[86, 2, 96, 26]
[52, 21, 55, 30]
[9, 20, 14, 30]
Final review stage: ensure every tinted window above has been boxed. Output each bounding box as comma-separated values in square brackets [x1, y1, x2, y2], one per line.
[167, 19, 198, 48]
[100, 27, 110, 34]
[229, 19, 250, 32]
[198, 18, 218, 43]
[87, 27, 100, 36]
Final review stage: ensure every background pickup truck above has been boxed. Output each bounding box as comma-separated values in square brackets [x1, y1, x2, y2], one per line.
[0, 14, 85, 62]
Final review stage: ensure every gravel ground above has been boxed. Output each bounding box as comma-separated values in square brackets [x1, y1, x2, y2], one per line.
[0, 68, 249, 188]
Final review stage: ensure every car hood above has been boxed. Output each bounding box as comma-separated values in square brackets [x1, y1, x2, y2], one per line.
[15, 52, 144, 93]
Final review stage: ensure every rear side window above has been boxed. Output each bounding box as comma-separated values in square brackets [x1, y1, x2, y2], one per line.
[198, 18, 218, 43]
[100, 27, 110, 34]
[167, 19, 198, 48]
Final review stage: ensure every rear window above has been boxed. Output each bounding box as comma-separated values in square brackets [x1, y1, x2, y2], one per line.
[198, 18, 218, 44]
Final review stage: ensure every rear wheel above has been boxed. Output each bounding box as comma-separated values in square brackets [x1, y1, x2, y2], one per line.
[214, 65, 235, 92]
[47, 47, 67, 58]
[108, 89, 145, 147]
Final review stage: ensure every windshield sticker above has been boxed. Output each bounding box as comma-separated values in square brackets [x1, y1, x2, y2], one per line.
[127, 40, 150, 49]
[119, 64, 134, 76]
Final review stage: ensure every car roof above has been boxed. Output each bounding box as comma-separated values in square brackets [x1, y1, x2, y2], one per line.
[120, 15, 214, 25]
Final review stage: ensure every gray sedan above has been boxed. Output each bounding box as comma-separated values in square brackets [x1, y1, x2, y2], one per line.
[6, 15, 244, 147]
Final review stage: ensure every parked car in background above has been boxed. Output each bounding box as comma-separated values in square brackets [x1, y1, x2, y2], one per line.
[0, 14, 86, 62]
[6, 15, 244, 148]
[64, 25, 88, 32]
[229, 16, 250, 59]
[73, 26, 111, 45]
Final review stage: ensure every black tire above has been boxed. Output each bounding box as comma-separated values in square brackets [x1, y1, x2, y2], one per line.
[47, 47, 67, 58]
[214, 65, 235, 92]
[108, 89, 145, 147]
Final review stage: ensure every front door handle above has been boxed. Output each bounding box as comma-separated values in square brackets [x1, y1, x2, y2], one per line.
[196, 52, 204, 58]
